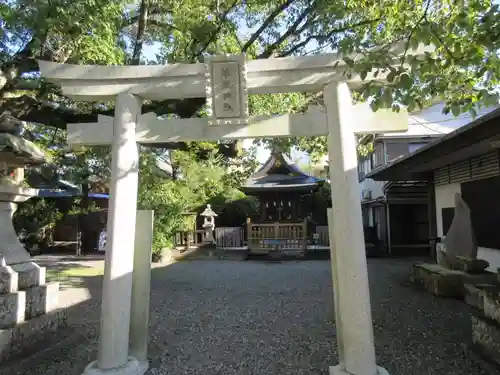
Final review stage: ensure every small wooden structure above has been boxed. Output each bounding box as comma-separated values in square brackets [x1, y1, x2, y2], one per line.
[241, 151, 324, 254]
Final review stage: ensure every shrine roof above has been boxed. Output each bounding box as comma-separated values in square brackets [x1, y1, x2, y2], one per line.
[241, 151, 324, 194]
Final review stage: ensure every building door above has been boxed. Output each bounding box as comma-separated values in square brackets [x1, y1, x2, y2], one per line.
[461, 175, 500, 249]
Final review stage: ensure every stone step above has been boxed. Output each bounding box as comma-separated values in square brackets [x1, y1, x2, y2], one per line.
[410, 263, 496, 298]
[471, 312, 500, 369]
[464, 283, 500, 324]
[0, 308, 67, 363]
[0, 291, 25, 328]
[0, 283, 60, 328]
[25, 282, 60, 320]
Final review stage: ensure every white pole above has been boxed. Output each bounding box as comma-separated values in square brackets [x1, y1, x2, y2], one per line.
[324, 82, 388, 375]
[129, 210, 154, 372]
[95, 93, 141, 371]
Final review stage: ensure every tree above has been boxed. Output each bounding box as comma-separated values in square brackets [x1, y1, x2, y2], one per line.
[1, 0, 498, 157]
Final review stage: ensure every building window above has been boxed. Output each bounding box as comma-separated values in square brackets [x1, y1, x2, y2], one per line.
[374, 142, 384, 167]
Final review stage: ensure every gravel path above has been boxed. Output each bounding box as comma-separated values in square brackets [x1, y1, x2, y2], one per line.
[0, 258, 488, 375]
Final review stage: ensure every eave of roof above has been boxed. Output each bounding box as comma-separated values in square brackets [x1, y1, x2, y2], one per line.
[366, 107, 500, 181]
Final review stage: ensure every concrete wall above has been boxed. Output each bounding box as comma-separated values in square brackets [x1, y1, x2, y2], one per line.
[435, 183, 462, 238]
[478, 248, 500, 272]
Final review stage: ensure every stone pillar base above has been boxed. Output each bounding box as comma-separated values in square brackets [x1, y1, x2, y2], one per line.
[83, 357, 147, 375]
[330, 365, 390, 375]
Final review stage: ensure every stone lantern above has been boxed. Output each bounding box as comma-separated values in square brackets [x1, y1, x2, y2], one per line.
[200, 204, 217, 244]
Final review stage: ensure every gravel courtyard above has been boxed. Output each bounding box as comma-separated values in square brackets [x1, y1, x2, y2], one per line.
[1, 258, 489, 375]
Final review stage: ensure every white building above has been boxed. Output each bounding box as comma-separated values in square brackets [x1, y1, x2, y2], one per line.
[358, 102, 497, 255]
[367, 107, 500, 269]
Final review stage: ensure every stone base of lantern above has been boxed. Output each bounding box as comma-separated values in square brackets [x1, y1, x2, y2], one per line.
[0, 261, 67, 362]
[82, 357, 147, 375]
[409, 263, 496, 299]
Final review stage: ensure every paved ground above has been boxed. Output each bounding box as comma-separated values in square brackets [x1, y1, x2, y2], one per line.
[0, 258, 488, 375]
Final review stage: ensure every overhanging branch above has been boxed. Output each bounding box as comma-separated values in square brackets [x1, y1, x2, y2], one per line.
[242, 0, 297, 53]
[0, 95, 205, 129]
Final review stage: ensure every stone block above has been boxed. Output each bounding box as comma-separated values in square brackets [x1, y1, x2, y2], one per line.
[0, 265, 18, 294]
[410, 263, 496, 298]
[0, 291, 25, 328]
[11, 262, 45, 289]
[471, 313, 500, 368]
[25, 282, 59, 319]
[0, 308, 68, 363]
[482, 285, 500, 324]
[464, 284, 486, 310]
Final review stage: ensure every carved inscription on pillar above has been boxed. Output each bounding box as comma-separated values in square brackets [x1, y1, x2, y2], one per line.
[205, 54, 249, 127]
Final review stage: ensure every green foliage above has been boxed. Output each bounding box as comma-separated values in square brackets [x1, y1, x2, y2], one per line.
[206, 190, 258, 227]
[13, 198, 62, 252]
[137, 148, 256, 259]
[2, 0, 499, 256]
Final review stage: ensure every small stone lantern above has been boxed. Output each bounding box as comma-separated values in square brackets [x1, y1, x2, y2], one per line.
[200, 204, 218, 244]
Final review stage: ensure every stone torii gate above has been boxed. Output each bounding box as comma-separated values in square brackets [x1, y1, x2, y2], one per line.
[39, 43, 428, 375]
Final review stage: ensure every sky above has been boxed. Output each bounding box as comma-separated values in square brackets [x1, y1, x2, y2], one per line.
[140, 18, 313, 166]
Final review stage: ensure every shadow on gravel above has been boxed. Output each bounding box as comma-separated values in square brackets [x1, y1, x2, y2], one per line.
[0, 257, 491, 375]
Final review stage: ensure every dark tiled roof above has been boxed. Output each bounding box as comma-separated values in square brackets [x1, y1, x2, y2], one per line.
[241, 151, 323, 193]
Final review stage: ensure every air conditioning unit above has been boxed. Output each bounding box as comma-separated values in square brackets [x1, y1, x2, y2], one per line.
[362, 189, 372, 200]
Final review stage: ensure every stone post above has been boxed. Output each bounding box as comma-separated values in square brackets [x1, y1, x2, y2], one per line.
[327, 208, 345, 367]
[83, 93, 142, 375]
[324, 82, 388, 375]
[129, 210, 154, 373]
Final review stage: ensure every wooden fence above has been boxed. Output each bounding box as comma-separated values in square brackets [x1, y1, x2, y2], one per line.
[315, 225, 329, 246]
[173, 229, 205, 249]
[175, 224, 331, 251]
[215, 227, 245, 248]
[246, 218, 307, 253]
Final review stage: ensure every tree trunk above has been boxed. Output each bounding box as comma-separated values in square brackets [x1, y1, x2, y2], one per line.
[131, 0, 149, 65]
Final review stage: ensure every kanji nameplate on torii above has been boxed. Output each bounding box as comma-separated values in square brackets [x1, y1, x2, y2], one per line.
[205, 54, 249, 127]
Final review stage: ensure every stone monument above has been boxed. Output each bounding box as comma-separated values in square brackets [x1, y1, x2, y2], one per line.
[437, 193, 489, 272]
[410, 193, 495, 298]
[0, 114, 66, 362]
[200, 204, 217, 244]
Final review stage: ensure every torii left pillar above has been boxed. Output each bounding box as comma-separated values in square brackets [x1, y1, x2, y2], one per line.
[83, 93, 144, 375]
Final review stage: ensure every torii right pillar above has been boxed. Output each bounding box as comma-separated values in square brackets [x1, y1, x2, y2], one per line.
[324, 82, 389, 375]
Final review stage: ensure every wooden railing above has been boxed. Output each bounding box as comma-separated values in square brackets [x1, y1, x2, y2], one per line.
[215, 227, 245, 248]
[173, 230, 205, 249]
[246, 218, 307, 253]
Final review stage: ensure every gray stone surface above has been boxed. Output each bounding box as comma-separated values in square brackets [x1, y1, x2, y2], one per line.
[443, 193, 478, 260]
[0, 308, 67, 362]
[471, 315, 500, 368]
[410, 263, 496, 298]
[0, 259, 492, 375]
[11, 262, 46, 290]
[0, 291, 25, 328]
[0, 265, 18, 294]
[25, 282, 59, 319]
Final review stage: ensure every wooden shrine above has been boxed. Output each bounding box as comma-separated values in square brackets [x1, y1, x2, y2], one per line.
[241, 151, 324, 255]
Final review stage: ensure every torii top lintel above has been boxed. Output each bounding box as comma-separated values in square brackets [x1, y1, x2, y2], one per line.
[37, 42, 432, 102]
